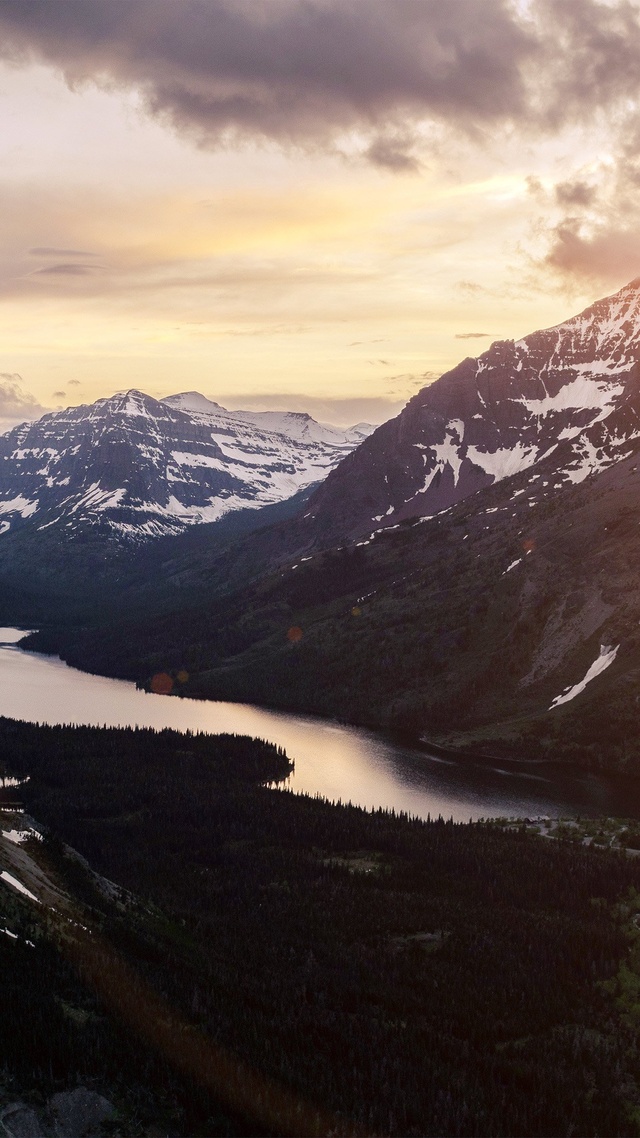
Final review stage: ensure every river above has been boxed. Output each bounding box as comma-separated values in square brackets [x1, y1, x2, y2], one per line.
[1, 626, 639, 821]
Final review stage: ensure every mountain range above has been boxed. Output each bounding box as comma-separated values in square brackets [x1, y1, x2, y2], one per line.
[0, 389, 371, 541]
[12, 278, 640, 773]
[280, 276, 640, 547]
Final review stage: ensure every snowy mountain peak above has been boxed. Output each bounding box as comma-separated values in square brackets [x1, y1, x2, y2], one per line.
[0, 390, 374, 543]
[305, 278, 640, 540]
[163, 392, 224, 415]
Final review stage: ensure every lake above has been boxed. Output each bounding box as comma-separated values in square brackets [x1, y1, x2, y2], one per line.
[1, 626, 639, 821]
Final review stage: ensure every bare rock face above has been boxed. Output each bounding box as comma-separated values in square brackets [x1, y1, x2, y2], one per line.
[49, 1088, 115, 1137]
[0, 390, 372, 544]
[0, 1103, 44, 1138]
[304, 278, 640, 541]
[0, 1089, 116, 1138]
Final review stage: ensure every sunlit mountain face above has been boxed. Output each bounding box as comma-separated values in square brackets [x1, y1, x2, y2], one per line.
[0, 390, 372, 542]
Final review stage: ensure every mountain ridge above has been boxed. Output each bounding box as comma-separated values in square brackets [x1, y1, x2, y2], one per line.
[24, 277, 640, 774]
[0, 388, 373, 543]
[299, 277, 640, 544]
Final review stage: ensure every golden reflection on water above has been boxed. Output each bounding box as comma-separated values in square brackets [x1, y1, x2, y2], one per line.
[0, 628, 632, 822]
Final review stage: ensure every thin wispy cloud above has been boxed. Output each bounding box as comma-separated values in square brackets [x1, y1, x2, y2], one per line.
[29, 247, 98, 257]
[32, 263, 101, 277]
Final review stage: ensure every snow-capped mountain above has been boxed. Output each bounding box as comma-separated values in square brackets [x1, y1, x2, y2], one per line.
[305, 277, 640, 540]
[0, 389, 374, 541]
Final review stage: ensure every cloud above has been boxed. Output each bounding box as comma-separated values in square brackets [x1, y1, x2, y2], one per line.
[0, 0, 536, 164]
[68, 379, 81, 386]
[52, 390, 66, 399]
[219, 391, 406, 426]
[364, 135, 422, 173]
[554, 180, 597, 208]
[455, 331, 490, 339]
[0, 374, 49, 430]
[29, 247, 97, 257]
[455, 280, 486, 295]
[531, 0, 640, 129]
[349, 338, 387, 346]
[32, 263, 100, 276]
[3, 0, 640, 171]
[538, 140, 640, 285]
[544, 218, 640, 284]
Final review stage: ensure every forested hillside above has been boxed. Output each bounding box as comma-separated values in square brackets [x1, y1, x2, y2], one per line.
[3, 719, 640, 1134]
[31, 437, 640, 774]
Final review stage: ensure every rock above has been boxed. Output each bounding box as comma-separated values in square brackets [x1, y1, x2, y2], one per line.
[48, 1088, 115, 1137]
[0, 1103, 45, 1138]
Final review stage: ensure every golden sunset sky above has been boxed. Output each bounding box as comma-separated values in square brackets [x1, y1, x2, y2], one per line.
[1, 0, 640, 428]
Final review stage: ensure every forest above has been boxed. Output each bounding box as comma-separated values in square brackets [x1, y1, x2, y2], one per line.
[3, 718, 640, 1133]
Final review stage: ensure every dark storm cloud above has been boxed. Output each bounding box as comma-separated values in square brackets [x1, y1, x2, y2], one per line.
[2, 0, 640, 159]
[533, 0, 640, 128]
[3, 0, 640, 288]
[0, 0, 536, 156]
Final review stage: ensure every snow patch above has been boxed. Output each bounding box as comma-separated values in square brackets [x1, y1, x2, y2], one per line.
[0, 495, 38, 518]
[417, 428, 466, 494]
[467, 443, 538, 481]
[522, 376, 623, 418]
[0, 870, 40, 903]
[549, 644, 619, 709]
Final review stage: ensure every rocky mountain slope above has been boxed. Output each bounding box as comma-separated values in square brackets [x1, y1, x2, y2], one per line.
[41, 430, 640, 772]
[0, 389, 372, 542]
[28, 277, 640, 773]
[297, 277, 640, 544]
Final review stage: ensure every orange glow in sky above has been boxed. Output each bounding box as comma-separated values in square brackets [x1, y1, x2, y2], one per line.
[1, 2, 639, 429]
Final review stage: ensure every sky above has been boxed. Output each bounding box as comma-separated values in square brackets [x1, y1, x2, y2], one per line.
[2, 0, 640, 430]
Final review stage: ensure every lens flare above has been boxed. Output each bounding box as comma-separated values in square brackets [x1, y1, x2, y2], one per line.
[150, 672, 173, 695]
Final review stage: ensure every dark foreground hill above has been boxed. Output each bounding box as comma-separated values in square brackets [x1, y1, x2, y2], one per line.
[3, 718, 640, 1135]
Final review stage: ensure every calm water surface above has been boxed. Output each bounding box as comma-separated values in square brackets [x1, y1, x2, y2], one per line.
[1, 626, 640, 822]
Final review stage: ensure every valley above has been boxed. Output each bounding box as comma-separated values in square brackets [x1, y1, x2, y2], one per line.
[2, 628, 640, 821]
[5, 282, 640, 1135]
[6, 11, 640, 1136]
[11, 280, 640, 776]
